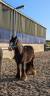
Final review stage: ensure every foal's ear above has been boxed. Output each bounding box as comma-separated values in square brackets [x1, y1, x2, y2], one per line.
[14, 36, 17, 40]
[14, 35, 18, 39]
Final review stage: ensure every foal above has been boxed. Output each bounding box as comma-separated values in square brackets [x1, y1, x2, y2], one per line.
[8, 36, 35, 80]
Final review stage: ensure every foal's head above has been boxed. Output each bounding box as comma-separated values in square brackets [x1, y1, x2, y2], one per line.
[8, 35, 18, 51]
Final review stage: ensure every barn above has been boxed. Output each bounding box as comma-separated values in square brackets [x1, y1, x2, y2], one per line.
[0, 1, 46, 58]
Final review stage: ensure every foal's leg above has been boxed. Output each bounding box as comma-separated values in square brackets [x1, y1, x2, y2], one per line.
[16, 64, 20, 79]
[26, 62, 31, 74]
[30, 58, 35, 75]
[21, 63, 27, 80]
[26, 59, 35, 75]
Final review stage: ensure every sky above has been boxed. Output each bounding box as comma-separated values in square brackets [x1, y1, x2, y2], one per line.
[3, 0, 50, 40]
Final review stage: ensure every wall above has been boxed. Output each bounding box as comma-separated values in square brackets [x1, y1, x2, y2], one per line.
[23, 44, 44, 52]
[0, 43, 14, 59]
[0, 43, 44, 58]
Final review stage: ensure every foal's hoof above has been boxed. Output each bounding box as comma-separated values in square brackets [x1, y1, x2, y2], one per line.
[15, 74, 20, 79]
[32, 69, 36, 75]
[21, 75, 27, 81]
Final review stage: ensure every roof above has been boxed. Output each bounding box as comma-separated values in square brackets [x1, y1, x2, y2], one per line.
[0, 0, 46, 29]
[46, 40, 50, 42]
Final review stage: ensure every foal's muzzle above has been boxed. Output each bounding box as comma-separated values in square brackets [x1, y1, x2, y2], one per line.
[8, 46, 12, 51]
[8, 43, 13, 51]
[8, 43, 16, 51]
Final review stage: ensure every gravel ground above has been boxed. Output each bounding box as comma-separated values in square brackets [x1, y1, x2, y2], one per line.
[0, 51, 50, 96]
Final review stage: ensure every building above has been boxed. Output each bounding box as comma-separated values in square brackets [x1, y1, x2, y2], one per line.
[0, 1, 46, 58]
[44, 40, 50, 51]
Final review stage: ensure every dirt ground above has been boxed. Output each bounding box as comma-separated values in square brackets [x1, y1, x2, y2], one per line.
[0, 51, 50, 96]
